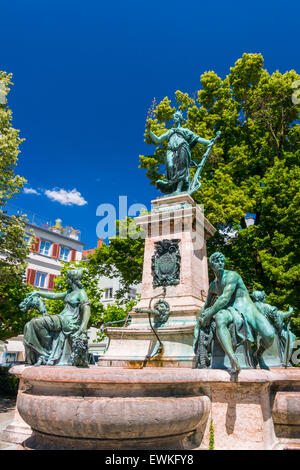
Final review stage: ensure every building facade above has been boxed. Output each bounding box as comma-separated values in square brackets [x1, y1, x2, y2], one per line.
[25, 218, 84, 291]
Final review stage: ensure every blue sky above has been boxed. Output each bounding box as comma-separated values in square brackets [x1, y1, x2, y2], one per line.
[1, 0, 299, 248]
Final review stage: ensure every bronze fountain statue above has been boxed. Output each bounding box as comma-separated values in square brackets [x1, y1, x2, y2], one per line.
[20, 268, 90, 367]
[147, 109, 220, 196]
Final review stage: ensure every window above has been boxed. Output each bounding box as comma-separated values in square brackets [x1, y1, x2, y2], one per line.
[35, 272, 47, 288]
[128, 288, 137, 300]
[104, 288, 113, 300]
[39, 240, 51, 256]
[59, 246, 70, 261]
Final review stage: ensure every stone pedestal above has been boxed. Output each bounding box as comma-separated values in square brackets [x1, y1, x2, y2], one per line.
[1, 407, 32, 444]
[99, 194, 216, 368]
[9, 365, 300, 450]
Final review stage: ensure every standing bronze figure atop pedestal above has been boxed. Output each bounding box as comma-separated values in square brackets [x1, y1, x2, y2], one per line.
[147, 109, 220, 196]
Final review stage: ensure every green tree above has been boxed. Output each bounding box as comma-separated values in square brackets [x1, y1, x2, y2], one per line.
[0, 71, 32, 341]
[89, 218, 145, 299]
[140, 53, 300, 334]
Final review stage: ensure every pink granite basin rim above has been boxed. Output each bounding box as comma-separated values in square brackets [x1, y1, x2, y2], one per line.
[10, 365, 300, 385]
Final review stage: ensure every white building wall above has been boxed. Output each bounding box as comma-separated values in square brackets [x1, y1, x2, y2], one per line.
[0, 336, 25, 365]
[25, 222, 85, 291]
[99, 275, 141, 305]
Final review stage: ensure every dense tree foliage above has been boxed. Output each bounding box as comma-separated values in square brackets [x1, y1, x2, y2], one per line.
[0, 72, 32, 341]
[139, 53, 300, 334]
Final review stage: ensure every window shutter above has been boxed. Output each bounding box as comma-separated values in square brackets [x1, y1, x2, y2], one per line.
[48, 274, 56, 290]
[51, 243, 60, 259]
[70, 249, 76, 261]
[31, 237, 40, 253]
[26, 269, 31, 283]
[26, 269, 36, 286]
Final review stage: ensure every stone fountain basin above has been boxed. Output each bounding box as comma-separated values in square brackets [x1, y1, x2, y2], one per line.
[9, 366, 300, 450]
[10, 365, 210, 449]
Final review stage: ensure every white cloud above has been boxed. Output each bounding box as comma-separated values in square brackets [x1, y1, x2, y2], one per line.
[44, 188, 87, 206]
[23, 187, 41, 195]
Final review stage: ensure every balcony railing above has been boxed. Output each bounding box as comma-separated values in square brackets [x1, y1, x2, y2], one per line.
[4, 204, 81, 241]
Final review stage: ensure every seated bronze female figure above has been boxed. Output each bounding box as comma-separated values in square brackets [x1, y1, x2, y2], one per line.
[21, 268, 90, 366]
